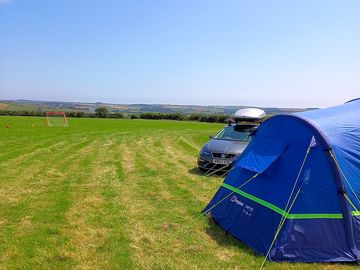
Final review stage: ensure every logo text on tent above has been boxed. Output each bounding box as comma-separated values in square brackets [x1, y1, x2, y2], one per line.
[231, 196, 254, 217]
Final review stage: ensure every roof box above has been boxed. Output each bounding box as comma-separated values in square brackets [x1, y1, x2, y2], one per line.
[233, 108, 266, 122]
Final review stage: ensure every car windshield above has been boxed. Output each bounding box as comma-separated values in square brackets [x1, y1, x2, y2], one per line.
[214, 126, 253, 141]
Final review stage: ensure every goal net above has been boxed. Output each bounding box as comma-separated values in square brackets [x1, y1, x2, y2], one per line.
[46, 112, 68, 127]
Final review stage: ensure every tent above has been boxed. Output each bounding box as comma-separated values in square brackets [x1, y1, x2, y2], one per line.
[204, 98, 360, 263]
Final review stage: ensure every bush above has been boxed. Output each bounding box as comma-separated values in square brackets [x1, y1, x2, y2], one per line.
[139, 112, 187, 121]
[189, 114, 201, 121]
[76, 111, 85, 118]
[139, 112, 161, 120]
[95, 107, 109, 118]
[110, 112, 124, 119]
[165, 113, 185, 121]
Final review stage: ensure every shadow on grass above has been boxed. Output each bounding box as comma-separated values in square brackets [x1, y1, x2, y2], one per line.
[204, 217, 260, 258]
[188, 167, 226, 178]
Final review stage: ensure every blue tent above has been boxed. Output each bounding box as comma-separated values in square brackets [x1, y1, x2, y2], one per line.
[204, 99, 360, 262]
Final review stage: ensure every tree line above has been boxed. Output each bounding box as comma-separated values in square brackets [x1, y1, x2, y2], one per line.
[0, 107, 230, 123]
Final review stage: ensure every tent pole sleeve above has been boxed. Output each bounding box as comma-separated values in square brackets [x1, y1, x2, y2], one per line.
[326, 149, 359, 260]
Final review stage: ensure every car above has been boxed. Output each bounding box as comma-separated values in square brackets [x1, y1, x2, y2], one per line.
[197, 108, 266, 174]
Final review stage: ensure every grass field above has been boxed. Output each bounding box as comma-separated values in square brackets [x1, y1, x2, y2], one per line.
[0, 102, 40, 111]
[0, 116, 357, 270]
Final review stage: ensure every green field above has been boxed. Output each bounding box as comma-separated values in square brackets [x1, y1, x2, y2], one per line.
[0, 116, 356, 270]
[1, 102, 40, 111]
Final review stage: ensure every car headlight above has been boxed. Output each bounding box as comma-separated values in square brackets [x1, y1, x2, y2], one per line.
[200, 149, 210, 155]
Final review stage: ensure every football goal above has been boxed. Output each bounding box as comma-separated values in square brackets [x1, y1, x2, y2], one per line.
[46, 112, 68, 127]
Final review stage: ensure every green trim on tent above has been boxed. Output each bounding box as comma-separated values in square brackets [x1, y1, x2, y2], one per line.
[222, 183, 285, 215]
[287, 213, 342, 219]
[221, 183, 350, 220]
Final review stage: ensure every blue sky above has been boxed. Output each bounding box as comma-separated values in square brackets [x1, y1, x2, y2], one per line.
[0, 0, 359, 107]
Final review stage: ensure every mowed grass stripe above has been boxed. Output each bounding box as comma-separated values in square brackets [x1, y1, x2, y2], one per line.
[0, 132, 92, 163]
[0, 140, 94, 204]
[118, 142, 152, 269]
[161, 136, 222, 199]
[127, 134, 249, 269]
[123, 135, 220, 269]
[62, 135, 135, 269]
[134, 135, 203, 212]
[0, 139, 99, 269]
[119, 137, 184, 268]
[61, 136, 115, 269]
[0, 139, 95, 206]
[144, 136, 230, 269]
[177, 135, 201, 155]
[0, 137, 66, 162]
[59, 138, 107, 268]
[99, 138, 135, 269]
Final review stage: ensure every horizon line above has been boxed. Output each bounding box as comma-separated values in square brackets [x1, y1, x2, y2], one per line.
[0, 98, 319, 109]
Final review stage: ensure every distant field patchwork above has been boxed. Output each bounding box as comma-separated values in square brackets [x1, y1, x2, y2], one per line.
[0, 116, 356, 270]
[0, 103, 9, 110]
[0, 102, 40, 111]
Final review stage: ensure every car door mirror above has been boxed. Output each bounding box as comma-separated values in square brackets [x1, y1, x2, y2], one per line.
[209, 135, 214, 139]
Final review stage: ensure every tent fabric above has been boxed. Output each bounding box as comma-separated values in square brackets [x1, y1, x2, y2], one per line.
[204, 99, 360, 262]
[236, 137, 287, 174]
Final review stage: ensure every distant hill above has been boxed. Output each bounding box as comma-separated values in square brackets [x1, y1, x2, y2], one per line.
[0, 99, 315, 115]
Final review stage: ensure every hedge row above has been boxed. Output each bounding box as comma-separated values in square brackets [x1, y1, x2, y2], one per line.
[0, 110, 230, 123]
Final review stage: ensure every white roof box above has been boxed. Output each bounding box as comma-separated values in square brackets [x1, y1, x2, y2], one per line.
[233, 108, 266, 122]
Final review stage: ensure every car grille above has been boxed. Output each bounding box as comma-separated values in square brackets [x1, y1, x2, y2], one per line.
[212, 153, 236, 159]
[198, 160, 231, 171]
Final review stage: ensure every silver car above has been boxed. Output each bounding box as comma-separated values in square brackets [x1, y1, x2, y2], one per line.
[197, 123, 258, 172]
[197, 108, 266, 173]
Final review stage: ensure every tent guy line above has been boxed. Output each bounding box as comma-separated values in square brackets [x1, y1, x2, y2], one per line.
[157, 173, 260, 250]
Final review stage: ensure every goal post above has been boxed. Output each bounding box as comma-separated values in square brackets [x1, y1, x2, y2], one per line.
[46, 112, 68, 127]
